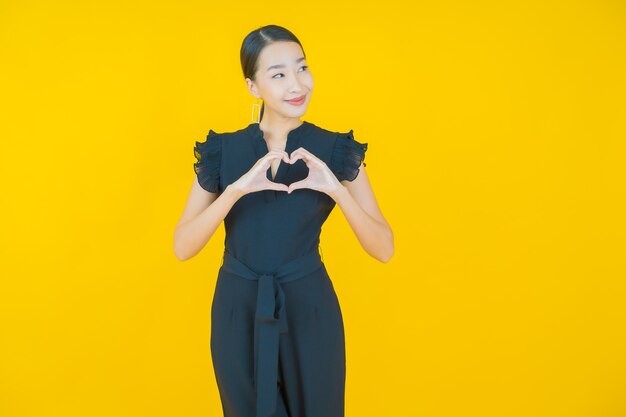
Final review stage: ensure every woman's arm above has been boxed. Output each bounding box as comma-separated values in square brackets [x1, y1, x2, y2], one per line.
[328, 163, 394, 263]
[173, 178, 244, 261]
[174, 150, 290, 261]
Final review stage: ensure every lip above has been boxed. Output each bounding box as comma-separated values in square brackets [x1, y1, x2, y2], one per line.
[285, 94, 306, 105]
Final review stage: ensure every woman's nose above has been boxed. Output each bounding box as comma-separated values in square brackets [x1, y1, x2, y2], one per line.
[289, 74, 303, 91]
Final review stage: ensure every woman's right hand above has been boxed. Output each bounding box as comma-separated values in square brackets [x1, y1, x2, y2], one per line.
[231, 150, 291, 195]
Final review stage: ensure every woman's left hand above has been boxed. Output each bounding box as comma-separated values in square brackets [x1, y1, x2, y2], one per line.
[287, 147, 343, 196]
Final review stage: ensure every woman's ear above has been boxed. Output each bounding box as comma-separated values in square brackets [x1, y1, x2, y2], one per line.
[245, 78, 260, 99]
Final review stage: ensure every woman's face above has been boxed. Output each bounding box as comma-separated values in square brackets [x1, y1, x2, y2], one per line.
[247, 41, 314, 120]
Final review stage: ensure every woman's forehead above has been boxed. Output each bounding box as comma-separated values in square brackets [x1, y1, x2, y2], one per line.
[258, 42, 305, 70]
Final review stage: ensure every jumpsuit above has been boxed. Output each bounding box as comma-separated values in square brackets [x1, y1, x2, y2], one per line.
[193, 120, 368, 417]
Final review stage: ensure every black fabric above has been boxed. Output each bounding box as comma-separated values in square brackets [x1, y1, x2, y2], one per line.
[196, 120, 368, 417]
[193, 129, 221, 193]
[329, 129, 368, 182]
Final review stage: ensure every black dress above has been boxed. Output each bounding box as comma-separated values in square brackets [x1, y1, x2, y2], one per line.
[193, 120, 368, 417]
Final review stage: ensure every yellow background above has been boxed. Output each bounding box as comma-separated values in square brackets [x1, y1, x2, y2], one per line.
[1, 1, 625, 416]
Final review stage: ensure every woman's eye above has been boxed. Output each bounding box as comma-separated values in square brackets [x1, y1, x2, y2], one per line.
[272, 66, 309, 79]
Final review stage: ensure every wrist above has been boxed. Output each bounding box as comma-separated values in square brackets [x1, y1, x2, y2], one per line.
[225, 183, 246, 200]
[327, 183, 348, 202]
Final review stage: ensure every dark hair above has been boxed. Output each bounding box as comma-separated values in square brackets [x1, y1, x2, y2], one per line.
[240, 25, 306, 122]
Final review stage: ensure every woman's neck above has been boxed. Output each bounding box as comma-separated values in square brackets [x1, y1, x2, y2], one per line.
[258, 115, 303, 142]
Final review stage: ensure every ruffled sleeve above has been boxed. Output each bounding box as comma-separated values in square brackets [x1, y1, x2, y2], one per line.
[193, 129, 222, 193]
[329, 129, 368, 182]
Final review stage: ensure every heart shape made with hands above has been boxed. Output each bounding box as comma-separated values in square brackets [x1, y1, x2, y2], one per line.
[267, 154, 304, 191]
[265, 149, 331, 194]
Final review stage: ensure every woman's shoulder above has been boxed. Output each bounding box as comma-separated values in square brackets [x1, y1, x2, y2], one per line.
[306, 121, 364, 143]
[201, 124, 253, 140]
[305, 122, 367, 153]
[203, 120, 363, 148]
[309, 123, 368, 181]
[198, 124, 256, 155]
[305, 121, 344, 139]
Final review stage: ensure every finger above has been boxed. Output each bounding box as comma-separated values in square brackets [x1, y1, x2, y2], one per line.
[267, 182, 289, 192]
[287, 179, 308, 194]
[290, 149, 324, 168]
[293, 146, 311, 155]
[267, 150, 290, 162]
[260, 151, 287, 168]
[289, 149, 311, 164]
[267, 150, 288, 161]
[291, 147, 321, 162]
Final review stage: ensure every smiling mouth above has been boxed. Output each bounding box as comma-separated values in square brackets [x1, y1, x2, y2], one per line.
[286, 95, 306, 102]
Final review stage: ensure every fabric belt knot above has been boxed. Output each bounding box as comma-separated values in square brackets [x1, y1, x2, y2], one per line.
[220, 247, 324, 417]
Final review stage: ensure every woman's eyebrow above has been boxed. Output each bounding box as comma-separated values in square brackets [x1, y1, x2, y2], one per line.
[266, 56, 306, 71]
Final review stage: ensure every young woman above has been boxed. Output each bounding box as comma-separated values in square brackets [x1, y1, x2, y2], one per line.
[174, 24, 394, 417]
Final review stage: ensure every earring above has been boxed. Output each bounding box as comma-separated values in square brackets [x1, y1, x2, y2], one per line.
[251, 98, 262, 123]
